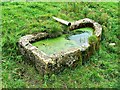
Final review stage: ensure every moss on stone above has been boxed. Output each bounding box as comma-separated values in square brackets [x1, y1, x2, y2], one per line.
[88, 35, 98, 45]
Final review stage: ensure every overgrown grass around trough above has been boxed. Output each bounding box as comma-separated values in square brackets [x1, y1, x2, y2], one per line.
[1, 2, 119, 88]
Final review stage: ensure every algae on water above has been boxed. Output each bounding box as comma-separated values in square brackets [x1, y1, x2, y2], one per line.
[32, 35, 80, 55]
[32, 27, 93, 55]
[72, 27, 93, 34]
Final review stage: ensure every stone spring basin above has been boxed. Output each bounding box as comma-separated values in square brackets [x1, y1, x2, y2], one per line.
[18, 18, 102, 75]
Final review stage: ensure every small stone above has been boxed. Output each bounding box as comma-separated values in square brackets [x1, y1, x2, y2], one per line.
[109, 43, 115, 46]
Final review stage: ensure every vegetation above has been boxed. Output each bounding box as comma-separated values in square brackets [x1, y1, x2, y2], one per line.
[88, 35, 98, 44]
[1, 2, 119, 88]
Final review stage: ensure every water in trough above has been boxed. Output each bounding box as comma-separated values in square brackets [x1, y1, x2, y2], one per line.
[32, 27, 93, 55]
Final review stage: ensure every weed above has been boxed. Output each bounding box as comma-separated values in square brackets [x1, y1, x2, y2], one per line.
[88, 35, 98, 45]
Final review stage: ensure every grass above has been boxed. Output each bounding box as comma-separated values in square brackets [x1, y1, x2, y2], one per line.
[1, 2, 119, 88]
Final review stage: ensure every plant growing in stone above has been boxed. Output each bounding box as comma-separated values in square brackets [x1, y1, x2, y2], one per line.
[88, 35, 98, 51]
[88, 35, 98, 44]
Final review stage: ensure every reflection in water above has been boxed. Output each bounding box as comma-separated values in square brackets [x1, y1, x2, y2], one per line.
[32, 28, 93, 54]
[68, 31, 92, 46]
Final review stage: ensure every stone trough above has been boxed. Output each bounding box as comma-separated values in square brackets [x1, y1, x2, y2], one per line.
[18, 18, 102, 75]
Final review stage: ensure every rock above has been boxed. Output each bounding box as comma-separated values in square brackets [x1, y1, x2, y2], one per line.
[109, 43, 115, 46]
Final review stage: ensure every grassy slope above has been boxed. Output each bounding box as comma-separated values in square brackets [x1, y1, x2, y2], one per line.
[1, 2, 119, 88]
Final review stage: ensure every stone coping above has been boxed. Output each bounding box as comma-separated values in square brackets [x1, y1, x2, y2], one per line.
[18, 18, 102, 75]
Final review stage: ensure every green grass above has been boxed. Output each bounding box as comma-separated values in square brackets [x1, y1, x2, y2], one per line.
[1, 2, 119, 88]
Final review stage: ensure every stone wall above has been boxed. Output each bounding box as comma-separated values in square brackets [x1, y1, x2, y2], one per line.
[18, 18, 102, 75]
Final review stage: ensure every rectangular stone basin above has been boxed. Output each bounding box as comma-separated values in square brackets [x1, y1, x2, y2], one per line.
[18, 18, 102, 75]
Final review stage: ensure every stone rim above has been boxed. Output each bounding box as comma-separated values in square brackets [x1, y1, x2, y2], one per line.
[18, 18, 102, 74]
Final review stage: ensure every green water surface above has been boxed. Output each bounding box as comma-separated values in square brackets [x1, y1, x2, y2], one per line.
[73, 27, 93, 33]
[32, 27, 93, 55]
[32, 35, 80, 55]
